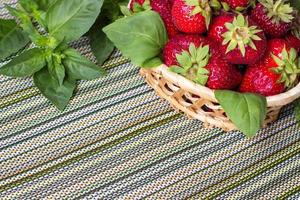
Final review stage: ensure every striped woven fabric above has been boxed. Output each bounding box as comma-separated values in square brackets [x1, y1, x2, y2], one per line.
[1, 1, 300, 199]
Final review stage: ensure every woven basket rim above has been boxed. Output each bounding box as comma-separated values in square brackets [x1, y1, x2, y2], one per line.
[150, 64, 300, 107]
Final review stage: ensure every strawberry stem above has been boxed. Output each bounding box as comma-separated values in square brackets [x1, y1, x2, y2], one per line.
[170, 43, 211, 85]
[222, 14, 262, 57]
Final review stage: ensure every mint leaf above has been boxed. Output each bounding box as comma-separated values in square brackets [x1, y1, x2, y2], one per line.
[215, 90, 267, 137]
[103, 10, 168, 68]
[0, 48, 46, 77]
[46, 0, 104, 42]
[34, 68, 76, 111]
[63, 48, 107, 80]
[0, 19, 29, 60]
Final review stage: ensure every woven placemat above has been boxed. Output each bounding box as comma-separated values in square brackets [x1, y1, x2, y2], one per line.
[0, 1, 300, 199]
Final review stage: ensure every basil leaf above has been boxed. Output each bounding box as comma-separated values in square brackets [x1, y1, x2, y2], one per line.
[0, 48, 46, 77]
[34, 68, 76, 111]
[0, 19, 29, 60]
[215, 90, 267, 137]
[47, 56, 65, 86]
[103, 10, 168, 67]
[294, 98, 300, 127]
[63, 48, 107, 80]
[19, 0, 39, 13]
[143, 57, 164, 68]
[34, 0, 59, 11]
[90, 29, 114, 65]
[46, 0, 104, 42]
[290, 0, 300, 12]
[88, 16, 115, 65]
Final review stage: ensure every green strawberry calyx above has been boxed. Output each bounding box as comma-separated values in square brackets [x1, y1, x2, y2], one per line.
[222, 14, 262, 57]
[271, 47, 300, 88]
[184, 0, 213, 29]
[260, 0, 294, 24]
[170, 43, 211, 85]
[132, 0, 151, 13]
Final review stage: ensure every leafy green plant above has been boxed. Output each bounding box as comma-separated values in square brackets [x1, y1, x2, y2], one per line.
[88, 0, 130, 65]
[0, 0, 107, 111]
[103, 10, 168, 68]
[215, 90, 267, 137]
[0, 19, 29, 60]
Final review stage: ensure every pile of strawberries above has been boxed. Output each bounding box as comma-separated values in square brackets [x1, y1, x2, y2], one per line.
[130, 0, 300, 96]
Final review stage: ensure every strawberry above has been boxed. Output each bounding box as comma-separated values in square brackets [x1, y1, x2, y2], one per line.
[239, 62, 286, 96]
[250, 0, 294, 38]
[286, 33, 300, 53]
[163, 35, 242, 89]
[286, 16, 300, 52]
[168, 0, 175, 6]
[208, 13, 234, 43]
[171, 0, 212, 34]
[240, 39, 300, 96]
[130, 0, 179, 38]
[163, 34, 220, 66]
[221, 0, 250, 10]
[208, 14, 267, 65]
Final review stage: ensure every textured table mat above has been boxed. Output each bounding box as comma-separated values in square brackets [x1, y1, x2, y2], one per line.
[1, 1, 300, 199]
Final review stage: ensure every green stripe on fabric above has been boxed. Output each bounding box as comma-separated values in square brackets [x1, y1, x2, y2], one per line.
[0, 113, 181, 193]
[145, 121, 298, 198]
[192, 141, 300, 198]
[278, 185, 300, 199]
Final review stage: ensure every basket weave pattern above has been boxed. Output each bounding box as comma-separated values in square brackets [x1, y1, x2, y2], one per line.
[140, 65, 300, 131]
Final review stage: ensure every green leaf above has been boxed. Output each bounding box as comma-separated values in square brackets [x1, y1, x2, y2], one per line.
[63, 48, 107, 80]
[0, 48, 46, 77]
[46, 0, 104, 42]
[290, 0, 300, 13]
[33, 0, 59, 11]
[142, 57, 163, 68]
[47, 56, 65, 86]
[103, 10, 168, 68]
[215, 90, 267, 137]
[89, 23, 115, 66]
[120, 5, 133, 16]
[294, 98, 300, 127]
[34, 67, 76, 111]
[0, 19, 29, 60]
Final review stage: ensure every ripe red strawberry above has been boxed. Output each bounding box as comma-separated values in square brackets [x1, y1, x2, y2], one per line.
[286, 33, 300, 52]
[168, 0, 175, 6]
[263, 39, 292, 68]
[163, 35, 242, 89]
[171, 0, 212, 34]
[239, 62, 285, 96]
[130, 0, 179, 38]
[240, 39, 300, 96]
[208, 13, 234, 43]
[208, 14, 267, 65]
[250, 0, 294, 38]
[221, 0, 250, 10]
[163, 34, 220, 66]
[286, 17, 300, 52]
[205, 57, 242, 89]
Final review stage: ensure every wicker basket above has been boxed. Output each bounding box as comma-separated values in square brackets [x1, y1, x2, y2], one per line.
[140, 65, 300, 131]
